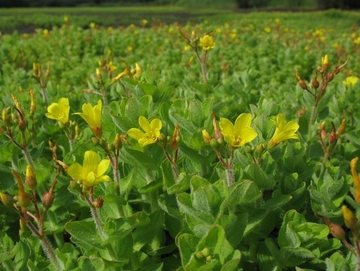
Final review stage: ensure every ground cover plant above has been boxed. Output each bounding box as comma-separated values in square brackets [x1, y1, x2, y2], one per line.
[1, 8, 360, 271]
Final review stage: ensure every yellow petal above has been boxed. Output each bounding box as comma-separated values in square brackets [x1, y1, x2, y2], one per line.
[83, 150, 99, 174]
[234, 113, 252, 132]
[150, 118, 162, 131]
[127, 128, 145, 140]
[96, 159, 110, 177]
[219, 117, 234, 136]
[138, 116, 151, 133]
[67, 163, 85, 180]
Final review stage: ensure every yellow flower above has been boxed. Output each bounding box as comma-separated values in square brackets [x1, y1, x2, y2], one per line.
[343, 76, 358, 87]
[67, 150, 110, 187]
[219, 113, 257, 148]
[269, 114, 299, 147]
[127, 116, 162, 147]
[89, 22, 96, 29]
[45, 97, 70, 126]
[199, 35, 215, 51]
[264, 27, 271, 33]
[354, 37, 360, 45]
[74, 100, 102, 137]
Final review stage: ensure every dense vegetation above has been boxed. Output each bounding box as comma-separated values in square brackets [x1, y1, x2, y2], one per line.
[1, 7, 360, 271]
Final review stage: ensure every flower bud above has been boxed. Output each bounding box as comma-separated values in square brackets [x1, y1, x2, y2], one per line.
[322, 54, 329, 71]
[318, 121, 326, 132]
[113, 133, 123, 150]
[312, 77, 319, 89]
[320, 129, 327, 139]
[329, 222, 345, 240]
[342, 205, 357, 230]
[201, 247, 210, 257]
[337, 118, 346, 136]
[298, 79, 308, 90]
[2, 107, 12, 127]
[17, 192, 30, 208]
[0, 192, 14, 207]
[42, 191, 54, 209]
[329, 130, 337, 143]
[18, 119, 27, 131]
[25, 165, 37, 190]
[327, 72, 335, 82]
[202, 130, 212, 145]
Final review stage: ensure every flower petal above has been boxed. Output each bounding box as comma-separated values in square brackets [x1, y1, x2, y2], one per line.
[234, 113, 252, 132]
[67, 163, 85, 180]
[219, 117, 234, 136]
[240, 127, 258, 144]
[150, 118, 162, 131]
[127, 128, 145, 140]
[83, 150, 99, 174]
[138, 116, 151, 133]
[96, 159, 110, 177]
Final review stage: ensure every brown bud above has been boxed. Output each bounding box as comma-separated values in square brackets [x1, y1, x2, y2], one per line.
[298, 79, 308, 90]
[312, 77, 319, 89]
[17, 192, 30, 208]
[42, 191, 54, 209]
[320, 129, 327, 139]
[329, 130, 337, 143]
[329, 222, 345, 240]
[18, 119, 27, 131]
[327, 72, 334, 82]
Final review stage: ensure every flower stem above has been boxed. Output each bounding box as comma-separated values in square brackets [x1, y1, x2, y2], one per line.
[225, 167, 235, 186]
[40, 236, 63, 271]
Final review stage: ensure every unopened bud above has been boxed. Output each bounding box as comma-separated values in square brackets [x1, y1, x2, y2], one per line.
[342, 205, 357, 230]
[318, 121, 326, 132]
[25, 165, 37, 190]
[329, 130, 337, 143]
[42, 191, 54, 209]
[113, 133, 123, 150]
[17, 192, 30, 208]
[321, 54, 329, 71]
[92, 137, 99, 145]
[298, 79, 308, 90]
[312, 77, 319, 89]
[337, 118, 346, 135]
[320, 129, 327, 139]
[2, 107, 12, 127]
[99, 138, 107, 148]
[329, 222, 345, 240]
[96, 68, 102, 81]
[170, 124, 180, 151]
[107, 143, 115, 151]
[0, 192, 14, 207]
[201, 247, 210, 257]
[256, 143, 265, 155]
[202, 130, 212, 145]
[18, 119, 27, 131]
[327, 72, 334, 82]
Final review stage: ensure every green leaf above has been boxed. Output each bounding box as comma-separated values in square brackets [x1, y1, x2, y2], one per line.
[78, 256, 105, 271]
[0, 231, 15, 262]
[65, 220, 103, 251]
[220, 179, 262, 212]
[245, 163, 276, 190]
[177, 233, 200, 267]
[279, 247, 315, 267]
[119, 148, 158, 170]
[138, 179, 163, 194]
[177, 193, 215, 226]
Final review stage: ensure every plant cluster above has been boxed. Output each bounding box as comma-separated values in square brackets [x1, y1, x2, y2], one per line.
[0, 12, 360, 271]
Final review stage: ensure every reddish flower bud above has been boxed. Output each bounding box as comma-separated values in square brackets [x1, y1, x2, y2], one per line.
[329, 222, 345, 240]
[92, 197, 104, 208]
[42, 191, 54, 209]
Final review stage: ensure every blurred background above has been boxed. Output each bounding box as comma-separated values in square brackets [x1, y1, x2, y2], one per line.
[0, 0, 359, 10]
